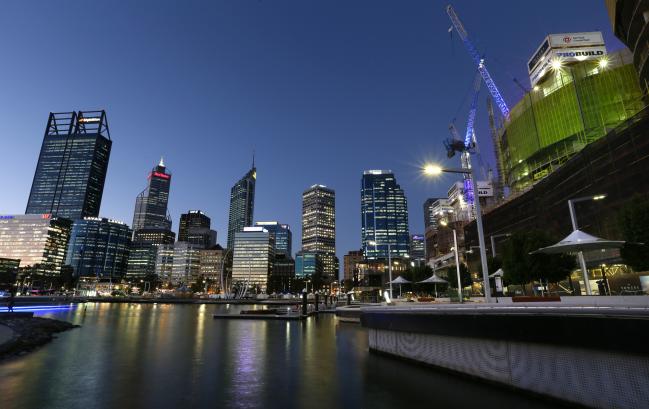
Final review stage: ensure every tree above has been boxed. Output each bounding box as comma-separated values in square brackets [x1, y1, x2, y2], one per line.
[404, 265, 432, 283]
[502, 230, 575, 294]
[618, 196, 649, 271]
[446, 263, 472, 288]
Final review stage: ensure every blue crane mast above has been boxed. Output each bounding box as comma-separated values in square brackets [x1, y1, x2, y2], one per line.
[446, 4, 510, 120]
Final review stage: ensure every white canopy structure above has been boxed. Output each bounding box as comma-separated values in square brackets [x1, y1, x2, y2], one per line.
[389, 276, 411, 298]
[418, 274, 448, 298]
[532, 230, 625, 255]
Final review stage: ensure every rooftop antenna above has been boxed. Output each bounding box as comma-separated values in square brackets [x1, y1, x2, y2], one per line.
[252, 149, 255, 169]
[159, 156, 165, 167]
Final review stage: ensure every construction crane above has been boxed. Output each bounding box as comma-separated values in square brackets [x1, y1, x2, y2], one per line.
[446, 4, 510, 120]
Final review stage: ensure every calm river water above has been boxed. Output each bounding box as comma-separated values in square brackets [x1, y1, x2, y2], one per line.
[0, 303, 562, 409]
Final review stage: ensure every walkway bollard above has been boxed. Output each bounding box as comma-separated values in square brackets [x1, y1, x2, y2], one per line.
[315, 293, 319, 312]
[347, 293, 351, 306]
[302, 291, 307, 316]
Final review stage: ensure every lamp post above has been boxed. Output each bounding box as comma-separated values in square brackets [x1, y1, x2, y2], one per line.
[368, 240, 393, 299]
[567, 194, 606, 296]
[424, 164, 492, 302]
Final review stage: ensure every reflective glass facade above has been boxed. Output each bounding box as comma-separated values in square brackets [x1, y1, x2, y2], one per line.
[232, 227, 273, 290]
[127, 228, 176, 278]
[0, 214, 71, 275]
[65, 217, 131, 278]
[255, 221, 292, 257]
[295, 251, 322, 279]
[361, 170, 410, 259]
[26, 111, 111, 220]
[227, 166, 256, 249]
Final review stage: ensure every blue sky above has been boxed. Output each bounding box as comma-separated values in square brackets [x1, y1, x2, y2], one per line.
[0, 1, 622, 273]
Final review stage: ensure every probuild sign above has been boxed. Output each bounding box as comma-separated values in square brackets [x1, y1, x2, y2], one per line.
[527, 32, 606, 87]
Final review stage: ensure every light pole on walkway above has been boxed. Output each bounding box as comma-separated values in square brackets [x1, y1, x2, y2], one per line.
[424, 164, 491, 302]
[568, 194, 606, 296]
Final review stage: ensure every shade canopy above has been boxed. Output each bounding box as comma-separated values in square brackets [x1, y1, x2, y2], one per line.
[389, 276, 411, 284]
[418, 274, 448, 284]
[489, 268, 504, 278]
[531, 230, 626, 255]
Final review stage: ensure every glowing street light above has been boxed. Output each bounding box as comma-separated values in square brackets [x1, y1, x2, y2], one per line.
[598, 58, 609, 69]
[422, 163, 492, 302]
[550, 58, 563, 71]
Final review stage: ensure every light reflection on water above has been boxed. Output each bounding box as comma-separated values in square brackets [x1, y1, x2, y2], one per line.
[0, 303, 562, 409]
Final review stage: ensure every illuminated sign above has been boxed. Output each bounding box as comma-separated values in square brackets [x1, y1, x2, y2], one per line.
[78, 117, 101, 123]
[150, 172, 170, 180]
[41, 214, 51, 219]
[477, 181, 493, 197]
[0, 215, 15, 219]
[411, 235, 424, 241]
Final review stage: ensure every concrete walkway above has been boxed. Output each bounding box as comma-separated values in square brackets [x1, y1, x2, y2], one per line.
[0, 323, 15, 345]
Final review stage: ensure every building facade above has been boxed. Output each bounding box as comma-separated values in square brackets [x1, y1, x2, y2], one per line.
[179, 210, 216, 248]
[409, 234, 425, 265]
[498, 49, 644, 192]
[606, 0, 649, 95]
[302, 185, 337, 280]
[65, 217, 131, 278]
[0, 214, 71, 275]
[231, 227, 273, 291]
[295, 251, 323, 279]
[227, 165, 256, 249]
[132, 158, 172, 231]
[127, 228, 176, 278]
[269, 254, 295, 293]
[199, 245, 226, 287]
[170, 242, 202, 286]
[343, 250, 364, 287]
[26, 111, 111, 220]
[255, 221, 292, 257]
[154, 244, 175, 284]
[361, 170, 410, 260]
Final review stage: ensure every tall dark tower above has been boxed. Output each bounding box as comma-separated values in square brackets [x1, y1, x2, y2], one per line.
[26, 111, 111, 220]
[227, 159, 256, 249]
[127, 158, 175, 278]
[132, 158, 172, 231]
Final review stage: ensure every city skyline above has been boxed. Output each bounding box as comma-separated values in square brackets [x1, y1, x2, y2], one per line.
[0, 1, 623, 271]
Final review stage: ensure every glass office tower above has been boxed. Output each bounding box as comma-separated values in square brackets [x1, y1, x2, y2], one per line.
[301, 185, 337, 280]
[231, 227, 273, 291]
[361, 170, 410, 260]
[255, 221, 292, 257]
[0, 214, 71, 275]
[132, 158, 172, 231]
[65, 217, 132, 278]
[26, 111, 111, 220]
[179, 210, 216, 248]
[227, 163, 256, 249]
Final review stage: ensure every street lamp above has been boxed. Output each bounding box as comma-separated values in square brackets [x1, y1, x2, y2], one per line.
[368, 240, 393, 299]
[423, 164, 492, 302]
[568, 194, 606, 296]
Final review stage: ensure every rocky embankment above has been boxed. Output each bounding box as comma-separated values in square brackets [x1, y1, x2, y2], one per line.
[0, 315, 78, 360]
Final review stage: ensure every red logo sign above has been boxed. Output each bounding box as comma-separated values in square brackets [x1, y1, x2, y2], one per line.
[563, 36, 572, 43]
[150, 172, 170, 180]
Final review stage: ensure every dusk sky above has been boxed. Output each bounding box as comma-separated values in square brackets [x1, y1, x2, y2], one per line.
[0, 1, 621, 274]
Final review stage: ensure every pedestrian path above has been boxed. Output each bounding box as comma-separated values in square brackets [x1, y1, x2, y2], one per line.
[0, 324, 14, 345]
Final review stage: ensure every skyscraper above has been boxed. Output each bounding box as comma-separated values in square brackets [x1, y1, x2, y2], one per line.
[26, 111, 111, 220]
[232, 227, 273, 291]
[227, 162, 256, 249]
[132, 158, 172, 231]
[255, 221, 292, 257]
[301, 185, 337, 280]
[179, 210, 216, 248]
[0, 214, 71, 276]
[127, 159, 174, 278]
[361, 170, 410, 260]
[65, 217, 132, 278]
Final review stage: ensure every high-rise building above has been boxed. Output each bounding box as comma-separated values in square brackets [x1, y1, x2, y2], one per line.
[128, 159, 175, 279]
[26, 111, 111, 220]
[65, 217, 131, 278]
[409, 234, 425, 265]
[301, 185, 337, 280]
[0, 214, 71, 275]
[171, 241, 202, 286]
[361, 170, 410, 260]
[132, 158, 172, 231]
[155, 244, 175, 283]
[199, 245, 226, 287]
[231, 227, 273, 291]
[227, 163, 256, 249]
[255, 221, 292, 257]
[127, 228, 175, 278]
[179, 210, 216, 248]
[423, 198, 452, 230]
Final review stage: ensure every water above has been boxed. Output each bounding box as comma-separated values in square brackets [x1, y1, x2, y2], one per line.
[0, 303, 562, 409]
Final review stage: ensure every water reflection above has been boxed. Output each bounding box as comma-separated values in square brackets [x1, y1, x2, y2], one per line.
[0, 304, 564, 409]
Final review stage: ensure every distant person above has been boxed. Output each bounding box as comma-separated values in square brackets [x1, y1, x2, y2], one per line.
[7, 291, 15, 312]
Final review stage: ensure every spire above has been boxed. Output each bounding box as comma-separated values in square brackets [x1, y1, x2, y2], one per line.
[159, 156, 165, 168]
[252, 150, 255, 169]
